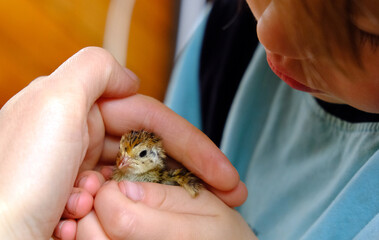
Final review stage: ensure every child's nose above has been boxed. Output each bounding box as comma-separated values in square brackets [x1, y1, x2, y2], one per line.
[256, 1, 304, 60]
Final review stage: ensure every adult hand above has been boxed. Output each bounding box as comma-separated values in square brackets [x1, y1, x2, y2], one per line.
[0, 47, 138, 239]
[0, 47, 246, 239]
[76, 180, 256, 240]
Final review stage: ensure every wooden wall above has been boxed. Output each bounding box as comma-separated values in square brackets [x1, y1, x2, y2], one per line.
[0, 0, 179, 107]
[128, 0, 179, 101]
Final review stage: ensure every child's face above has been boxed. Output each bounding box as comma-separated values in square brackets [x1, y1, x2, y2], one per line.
[246, 0, 379, 113]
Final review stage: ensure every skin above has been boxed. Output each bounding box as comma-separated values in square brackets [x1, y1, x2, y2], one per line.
[70, 0, 379, 239]
[247, 0, 379, 113]
[80, 180, 255, 240]
[0, 47, 246, 239]
[5, 0, 379, 239]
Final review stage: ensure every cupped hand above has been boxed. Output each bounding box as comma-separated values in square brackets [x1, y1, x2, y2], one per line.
[76, 180, 256, 240]
[53, 170, 106, 240]
[97, 95, 247, 207]
[0, 47, 138, 239]
[0, 47, 246, 239]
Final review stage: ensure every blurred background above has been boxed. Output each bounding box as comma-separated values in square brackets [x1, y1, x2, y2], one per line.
[0, 0, 207, 107]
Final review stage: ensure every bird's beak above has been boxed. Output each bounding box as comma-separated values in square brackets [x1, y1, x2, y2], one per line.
[118, 155, 131, 169]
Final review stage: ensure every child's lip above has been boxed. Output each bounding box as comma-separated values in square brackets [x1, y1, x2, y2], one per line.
[266, 56, 322, 94]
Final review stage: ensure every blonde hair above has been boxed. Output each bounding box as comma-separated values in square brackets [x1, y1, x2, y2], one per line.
[276, 0, 378, 82]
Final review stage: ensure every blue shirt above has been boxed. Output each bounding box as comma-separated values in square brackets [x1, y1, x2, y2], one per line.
[165, 14, 379, 240]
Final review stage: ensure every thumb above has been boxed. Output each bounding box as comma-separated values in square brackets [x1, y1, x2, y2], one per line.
[48, 47, 139, 112]
[94, 181, 218, 240]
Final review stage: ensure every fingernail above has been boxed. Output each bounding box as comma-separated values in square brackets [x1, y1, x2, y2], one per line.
[53, 220, 65, 238]
[119, 181, 144, 201]
[124, 68, 139, 81]
[76, 176, 87, 188]
[66, 192, 80, 215]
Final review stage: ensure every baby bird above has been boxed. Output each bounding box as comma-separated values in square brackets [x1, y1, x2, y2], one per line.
[112, 130, 202, 197]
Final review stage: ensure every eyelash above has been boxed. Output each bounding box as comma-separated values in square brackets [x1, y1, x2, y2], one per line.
[357, 28, 379, 50]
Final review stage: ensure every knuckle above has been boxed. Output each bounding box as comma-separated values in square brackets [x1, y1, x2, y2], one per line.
[77, 46, 113, 61]
[152, 187, 169, 209]
[108, 208, 138, 240]
[75, 47, 117, 77]
[142, 183, 173, 210]
[95, 183, 138, 239]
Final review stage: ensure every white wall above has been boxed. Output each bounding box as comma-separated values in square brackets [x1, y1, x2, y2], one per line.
[175, 0, 209, 56]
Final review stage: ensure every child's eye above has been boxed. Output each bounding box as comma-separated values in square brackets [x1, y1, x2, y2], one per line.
[357, 28, 379, 51]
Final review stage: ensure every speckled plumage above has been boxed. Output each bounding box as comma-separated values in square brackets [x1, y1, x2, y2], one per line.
[112, 130, 202, 197]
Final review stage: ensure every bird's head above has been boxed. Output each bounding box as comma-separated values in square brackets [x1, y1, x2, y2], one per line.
[116, 130, 166, 175]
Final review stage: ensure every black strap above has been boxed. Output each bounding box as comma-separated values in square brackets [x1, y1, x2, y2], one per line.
[199, 0, 258, 146]
[315, 98, 379, 123]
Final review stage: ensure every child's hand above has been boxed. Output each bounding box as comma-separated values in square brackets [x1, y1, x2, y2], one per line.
[76, 180, 257, 240]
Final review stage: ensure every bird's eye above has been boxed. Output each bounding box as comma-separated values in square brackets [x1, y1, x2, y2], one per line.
[139, 150, 147, 158]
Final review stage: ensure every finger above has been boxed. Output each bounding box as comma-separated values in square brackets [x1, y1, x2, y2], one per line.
[207, 180, 248, 207]
[98, 95, 239, 192]
[53, 219, 76, 240]
[77, 211, 109, 240]
[96, 165, 114, 180]
[99, 134, 120, 163]
[117, 181, 223, 213]
[75, 170, 106, 196]
[0, 47, 139, 237]
[48, 47, 139, 112]
[95, 182, 254, 240]
[95, 181, 206, 240]
[79, 103, 105, 172]
[62, 188, 93, 219]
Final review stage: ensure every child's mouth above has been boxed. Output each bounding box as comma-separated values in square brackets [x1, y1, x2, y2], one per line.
[267, 56, 322, 94]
